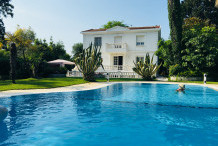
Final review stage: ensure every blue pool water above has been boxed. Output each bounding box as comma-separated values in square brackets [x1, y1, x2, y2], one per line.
[0, 83, 218, 146]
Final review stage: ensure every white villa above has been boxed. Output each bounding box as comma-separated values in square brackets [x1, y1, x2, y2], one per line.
[68, 25, 161, 78]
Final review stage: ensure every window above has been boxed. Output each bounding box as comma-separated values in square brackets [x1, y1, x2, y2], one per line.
[114, 56, 118, 65]
[136, 42, 144, 46]
[94, 37, 102, 46]
[114, 36, 122, 43]
[136, 57, 144, 63]
[136, 36, 144, 46]
[114, 44, 122, 48]
[114, 36, 122, 48]
[114, 56, 123, 70]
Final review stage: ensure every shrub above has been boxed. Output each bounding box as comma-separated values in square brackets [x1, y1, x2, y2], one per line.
[169, 64, 181, 76]
[169, 64, 203, 77]
[177, 70, 202, 77]
[95, 73, 105, 78]
[0, 50, 10, 79]
[133, 53, 161, 80]
[74, 43, 103, 81]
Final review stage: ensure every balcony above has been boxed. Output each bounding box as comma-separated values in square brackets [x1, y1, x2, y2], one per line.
[105, 43, 128, 53]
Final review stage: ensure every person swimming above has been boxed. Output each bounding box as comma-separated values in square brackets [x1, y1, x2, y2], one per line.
[176, 84, 185, 92]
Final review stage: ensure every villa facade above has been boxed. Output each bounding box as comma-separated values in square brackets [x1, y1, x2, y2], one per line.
[68, 25, 161, 78]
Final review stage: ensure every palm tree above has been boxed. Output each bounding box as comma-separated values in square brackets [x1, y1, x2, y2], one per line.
[133, 53, 162, 80]
[5, 32, 18, 83]
[14, 27, 35, 61]
[74, 43, 103, 81]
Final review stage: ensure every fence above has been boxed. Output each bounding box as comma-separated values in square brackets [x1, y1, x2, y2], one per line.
[67, 70, 141, 79]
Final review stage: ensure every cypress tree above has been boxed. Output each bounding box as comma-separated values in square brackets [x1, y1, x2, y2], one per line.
[168, 0, 183, 63]
[10, 43, 17, 84]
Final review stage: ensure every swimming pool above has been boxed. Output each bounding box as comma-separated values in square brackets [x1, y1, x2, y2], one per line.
[0, 83, 218, 146]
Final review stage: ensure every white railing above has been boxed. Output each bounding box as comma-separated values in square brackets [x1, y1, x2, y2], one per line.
[106, 72, 141, 78]
[106, 43, 127, 49]
[103, 65, 133, 71]
[67, 70, 141, 79]
[66, 65, 141, 78]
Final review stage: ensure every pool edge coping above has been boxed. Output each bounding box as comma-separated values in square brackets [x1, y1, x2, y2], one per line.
[0, 81, 217, 98]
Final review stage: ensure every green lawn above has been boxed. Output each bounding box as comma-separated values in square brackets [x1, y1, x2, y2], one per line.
[0, 77, 88, 91]
[0, 77, 145, 91]
[168, 80, 218, 84]
[0, 77, 217, 91]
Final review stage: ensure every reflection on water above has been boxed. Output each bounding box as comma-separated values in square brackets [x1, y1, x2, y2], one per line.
[0, 122, 8, 143]
[0, 83, 218, 146]
[73, 90, 102, 118]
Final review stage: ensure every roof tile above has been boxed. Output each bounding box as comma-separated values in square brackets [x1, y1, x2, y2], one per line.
[82, 26, 160, 32]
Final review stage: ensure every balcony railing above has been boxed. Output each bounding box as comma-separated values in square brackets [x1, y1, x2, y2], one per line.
[103, 65, 133, 71]
[67, 70, 141, 79]
[105, 43, 128, 53]
[66, 65, 141, 78]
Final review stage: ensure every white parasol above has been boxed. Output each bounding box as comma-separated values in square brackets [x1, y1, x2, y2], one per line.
[47, 59, 75, 67]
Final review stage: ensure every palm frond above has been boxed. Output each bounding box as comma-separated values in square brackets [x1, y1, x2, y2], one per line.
[132, 53, 161, 80]
[74, 43, 103, 81]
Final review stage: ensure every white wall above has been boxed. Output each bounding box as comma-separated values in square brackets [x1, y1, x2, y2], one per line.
[82, 28, 160, 68]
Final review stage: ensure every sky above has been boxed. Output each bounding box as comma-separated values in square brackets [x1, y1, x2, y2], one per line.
[4, 0, 170, 55]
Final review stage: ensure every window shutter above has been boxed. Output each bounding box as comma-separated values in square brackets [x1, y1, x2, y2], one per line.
[94, 37, 102, 46]
[114, 36, 122, 44]
[136, 36, 144, 42]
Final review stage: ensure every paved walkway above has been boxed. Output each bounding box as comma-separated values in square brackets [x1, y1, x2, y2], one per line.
[0, 82, 111, 98]
[0, 81, 217, 98]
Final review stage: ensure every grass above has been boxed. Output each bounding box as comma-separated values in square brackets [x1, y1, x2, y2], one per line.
[168, 80, 218, 84]
[0, 77, 145, 91]
[0, 77, 88, 91]
[0, 77, 217, 91]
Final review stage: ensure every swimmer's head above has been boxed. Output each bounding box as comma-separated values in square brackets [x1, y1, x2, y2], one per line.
[179, 84, 185, 89]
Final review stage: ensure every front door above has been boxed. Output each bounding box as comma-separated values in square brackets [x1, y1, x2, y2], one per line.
[114, 56, 123, 70]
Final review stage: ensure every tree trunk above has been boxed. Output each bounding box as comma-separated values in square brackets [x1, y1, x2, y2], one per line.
[22, 49, 30, 78]
[142, 76, 153, 81]
[83, 72, 95, 81]
[10, 43, 17, 84]
[32, 67, 36, 78]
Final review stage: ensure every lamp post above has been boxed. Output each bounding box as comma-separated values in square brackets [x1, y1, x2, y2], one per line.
[107, 72, 109, 82]
[204, 73, 207, 84]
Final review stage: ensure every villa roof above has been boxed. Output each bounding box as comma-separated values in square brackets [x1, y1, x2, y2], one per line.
[82, 26, 160, 33]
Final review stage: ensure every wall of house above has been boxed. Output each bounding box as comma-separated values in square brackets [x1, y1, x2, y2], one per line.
[82, 29, 160, 68]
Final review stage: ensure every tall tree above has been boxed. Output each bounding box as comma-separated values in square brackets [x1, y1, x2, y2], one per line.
[26, 45, 43, 78]
[5, 32, 19, 83]
[155, 39, 173, 75]
[0, 49, 10, 79]
[49, 38, 70, 60]
[14, 26, 36, 61]
[181, 0, 217, 26]
[9, 42, 17, 83]
[0, 0, 14, 40]
[181, 17, 218, 74]
[102, 21, 129, 29]
[168, 0, 183, 63]
[13, 26, 35, 77]
[72, 43, 83, 60]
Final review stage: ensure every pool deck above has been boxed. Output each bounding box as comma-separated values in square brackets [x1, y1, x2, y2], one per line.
[0, 81, 217, 98]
